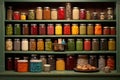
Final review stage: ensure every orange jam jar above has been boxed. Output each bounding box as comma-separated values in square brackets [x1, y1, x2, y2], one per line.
[17, 60, 28, 72]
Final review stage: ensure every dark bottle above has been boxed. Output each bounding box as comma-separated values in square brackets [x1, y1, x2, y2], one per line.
[100, 38, 108, 50]
[89, 55, 97, 67]
[6, 57, 13, 70]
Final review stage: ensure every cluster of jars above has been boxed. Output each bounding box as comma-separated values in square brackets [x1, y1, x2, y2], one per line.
[6, 23, 116, 35]
[7, 4, 114, 20]
[6, 54, 115, 72]
[5, 38, 116, 51]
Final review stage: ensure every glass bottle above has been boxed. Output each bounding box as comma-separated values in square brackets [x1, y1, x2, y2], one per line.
[107, 56, 115, 70]
[29, 39, 36, 51]
[72, 24, 78, 35]
[58, 7, 65, 20]
[79, 24, 86, 35]
[39, 24, 46, 35]
[66, 2, 71, 20]
[47, 24, 54, 35]
[72, 7, 79, 20]
[56, 58, 65, 71]
[100, 38, 108, 50]
[92, 38, 99, 51]
[22, 24, 29, 35]
[14, 24, 21, 35]
[98, 56, 105, 70]
[37, 39, 44, 51]
[84, 39, 91, 51]
[89, 55, 97, 67]
[87, 24, 94, 35]
[6, 24, 13, 35]
[55, 24, 62, 35]
[7, 6, 13, 20]
[48, 55, 55, 70]
[43, 7, 51, 20]
[36, 7, 42, 20]
[28, 10, 35, 20]
[68, 39, 75, 51]
[95, 24, 102, 35]
[63, 24, 71, 35]
[21, 39, 28, 51]
[14, 39, 20, 51]
[108, 38, 116, 51]
[31, 24, 38, 35]
[45, 39, 52, 51]
[76, 39, 83, 51]
[6, 39, 13, 51]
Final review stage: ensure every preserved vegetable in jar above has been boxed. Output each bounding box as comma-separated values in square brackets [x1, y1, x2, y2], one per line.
[6, 24, 13, 35]
[39, 24, 46, 35]
[55, 24, 62, 35]
[89, 55, 97, 67]
[63, 24, 70, 35]
[110, 27, 116, 35]
[31, 24, 38, 35]
[45, 39, 52, 51]
[77, 55, 88, 66]
[100, 12, 105, 20]
[108, 38, 115, 51]
[43, 7, 50, 20]
[66, 2, 71, 20]
[21, 39, 28, 51]
[100, 38, 108, 50]
[84, 39, 91, 51]
[20, 12, 26, 20]
[67, 39, 75, 51]
[103, 26, 110, 35]
[98, 56, 105, 70]
[14, 24, 21, 35]
[86, 11, 91, 20]
[76, 39, 83, 51]
[58, 7, 65, 20]
[56, 58, 65, 71]
[7, 57, 13, 70]
[47, 24, 54, 35]
[36, 7, 42, 20]
[72, 24, 78, 35]
[80, 9, 86, 20]
[6, 39, 13, 51]
[87, 24, 94, 35]
[29, 39, 36, 51]
[14, 39, 20, 51]
[92, 39, 99, 51]
[107, 7, 113, 15]
[107, 56, 115, 70]
[13, 11, 20, 20]
[79, 24, 86, 35]
[7, 6, 13, 20]
[51, 8, 57, 20]
[37, 39, 44, 51]
[22, 24, 29, 35]
[72, 7, 79, 20]
[107, 14, 113, 20]
[95, 24, 102, 35]
[48, 55, 55, 70]
[28, 10, 35, 20]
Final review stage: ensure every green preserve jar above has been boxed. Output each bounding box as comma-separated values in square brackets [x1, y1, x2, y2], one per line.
[6, 24, 13, 35]
[14, 24, 21, 35]
[76, 39, 83, 51]
[80, 24, 86, 35]
[28, 10, 35, 20]
[67, 39, 75, 51]
[45, 39, 52, 51]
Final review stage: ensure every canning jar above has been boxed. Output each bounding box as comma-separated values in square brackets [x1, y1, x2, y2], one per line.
[92, 12, 98, 20]
[67, 39, 75, 51]
[86, 11, 91, 20]
[36, 7, 42, 20]
[20, 12, 26, 20]
[66, 2, 71, 20]
[107, 14, 113, 20]
[107, 56, 115, 70]
[28, 10, 35, 20]
[107, 7, 113, 15]
[14, 24, 21, 35]
[14, 39, 20, 51]
[44, 64, 51, 72]
[47, 24, 54, 35]
[76, 39, 83, 51]
[89, 55, 97, 67]
[55, 24, 62, 35]
[31, 24, 38, 35]
[29, 39, 36, 51]
[7, 6, 13, 20]
[92, 38, 99, 51]
[103, 26, 110, 35]
[72, 7, 79, 20]
[21, 39, 28, 51]
[84, 39, 91, 51]
[87, 24, 94, 35]
[13, 11, 20, 20]
[95, 24, 102, 35]
[43, 7, 51, 20]
[98, 56, 105, 70]
[45, 39, 52, 51]
[108, 38, 115, 51]
[39, 24, 46, 35]
[37, 39, 44, 51]
[58, 7, 65, 20]
[6, 24, 13, 35]
[56, 58, 65, 71]
[80, 9, 86, 20]
[51, 8, 57, 20]
[6, 57, 13, 70]
[100, 12, 105, 20]
[110, 27, 116, 35]
[22, 24, 29, 35]
[17, 60, 28, 72]
[100, 38, 108, 50]
[72, 24, 78, 35]
[79, 24, 86, 35]
[48, 55, 55, 70]
[40, 55, 47, 70]
[63, 24, 71, 35]
[77, 55, 88, 66]
[14, 57, 20, 71]
[6, 39, 13, 51]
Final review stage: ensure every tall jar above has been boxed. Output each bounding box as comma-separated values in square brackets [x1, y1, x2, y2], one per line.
[84, 39, 91, 51]
[108, 38, 116, 51]
[21, 39, 28, 51]
[86, 11, 91, 20]
[39, 24, 46, 35]
[56, 58, 65, 71]
[79, 24, 86, 35]
[14, 39, 20, 51]
[107, 56, 115, 70]
[89, 55, 97, 67]
[36, 7, 42, 20]
[63, 24, 71, 35]
[43, 7, 51, 20]
[13, 11, 20, 20]
[76, 39, 83, 51]
[72, 7, 79, 20]
[72, 24, 78, 35]
[100, 38, 108, 50]
[45, 39, 52, 51]
[95, 24, 102, 35]
[47, 24, 54, 35]
[107, 7, 113, 15]
[6, 39, 13, 51]
[14, 24, 21, 35]
[6, 24, 13, 35]
[58, 7, 65, 20]
[87, 24, 94, 35]
[98, 56, 105, 70]
[6, 57, 13, 70]
[14, 57, 20, 71]
[92, 39, 99, 51]
[31, 24, 38, 35]
[29, 39, 36, 51]
[77, 55, 88, 66]
[55, 24, 62, 35]
[28, 10, 35, 20]
[40, 55, 47, 71]
[37, 39, 44, 51]
[66, 2, 71, 20]
[7, 6, 13, 20]
[48, 55, 55, 70]
[67, 39, 75, 51]
[51, 8, 57, 20]
[80, 9, 86, 20]
[22, 24, 29, 35]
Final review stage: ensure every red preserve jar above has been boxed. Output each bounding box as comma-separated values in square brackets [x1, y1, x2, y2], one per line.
[47, 24, 54, 35]
[64, 24, 71, 35]
[31, 24, 38, 35]
[103, 26, 110, 35]
[39, 24, 46, 35]
[14, 57, 20, 71]
[84, 39, 91, 51]
[13, 11, 20, 20]
[58, 7, 65, 20]
[110, 27, 116, 35]
[7, 57, 13, 70]
[80, 9, 86, 20]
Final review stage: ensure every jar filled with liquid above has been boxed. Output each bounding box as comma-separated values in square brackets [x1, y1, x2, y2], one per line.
[84, 39, 91, 51]
[108, 38, 115, 51]
[14, 24, 21, 35]
[47, 24, 54, 35]
[6, 24, 13, 35]
[6, 39, 13, 51]
[31, 24, 38, 35]
[36, 7, 42, 20]
[63, 24, 71, 35]
[58, 7, 65, 20]
[76, 39, 83, 51]
[72, 24, 78, 35]
[21, 39, 28, 51]
[45, 39, 52, 51]
[43, 7, 50, 20]
[79, 24, 86, 35]
[95, 24, 102, 35]
[55, 24, 62, 35]
[87, 24, 94, 35]
[56, 58, 65, 71]
[28, 10, 35, 20]
[72, 7, 79, 20]
[13, 11, 20, 20]
[103, 26, 110, 35]
[51, 8, 57, 20]
[37, 39, 44, 51]
[39, 24, 46, 35]
[67, 39, 75, 51]
[20, 12, 26, 20]
[22, 24, 29, 35]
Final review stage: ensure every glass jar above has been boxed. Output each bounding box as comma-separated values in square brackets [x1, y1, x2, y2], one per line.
[28, 10, 35, 20]
[84, 39, 91, 51]
[45, 39, 52, 51]
[107, 14, 113, 20]
[107, 56, 115, 70]
[103, 26, 110, 35]
[48, 55, 55, 70]
[76, 39, 83, 51]
[55, 24, 62, 35]
[22, 24, 29, 35]
[87, 24, 94, 35]
[77, 55, 88, 66]
[66, 2, 71, 20]
[6, 57, 13, 70]
[17, 60, 28, 72]
[80, 9, 86, 20]
[20, 12, 26, 20]
[107, 7, 113, 15]
[39, 24, 46, 35]
[13, 11, 20, 20]
[86, 11, 91, 20]
[72, 24, 78, 35]
[110, 27, 116, 35]
[67, 39, 75, 51]
[14, 57, 20, 71]
[43, 7, 51, 20]
[6, 39, 13, 51]
[56, 58, 65, 71]
[7, 6, 13, 20]
[31, 24, 38, 35]
[98, 56, 105, 70]
[14, 24, 21, 35]
[100, 38, 108, 50]
[79, 24, 86, 35]
[92, 12, 98, 20]
[44, 64, 51, 72]
[58, 7, 65, 20]
[92, 39, 99, 51]
[29, 39, 36, 51]
[37, 39, 44, 51]
[51, 8, 57, 20]
[21, 39, 28, 51]
[95, 24, 102, 35]
[6, 24, 13, 35]
[36, 7, 42, 20]
[40, 55, 47, 71]
[108, 38, 116, 51]
[72, 7, 79, 20]
[14, 39, 20, 51]
[100, 12, 105, 20]
[89, 55, 97, 67]
[63, 24, 71, 35]
[47, 24, 54, 35]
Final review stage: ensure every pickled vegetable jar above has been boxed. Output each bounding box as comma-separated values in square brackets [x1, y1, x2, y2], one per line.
[84, 39, 91, 51]
[95, 24, 102, 35]
[92, 38, 99, 51]
[37, 39, 44, 51]
[67, 39, 75, 51]
[108, 38, 116, 51]
[79, 24, 86, 35]
[47, 24, 54, 35]
[56, 58, 65, 71]
[6, 24, 13, 35]
[28, 10, 35, 20]
[72, 24, 78, 35]
[87, 24, 94, 35]
[29, 39, 36, 51]
[55, 24, 62, 35]
[14, 24, 21, 35]
[76, 39, 83, 51]
[45, 39, 52, 51]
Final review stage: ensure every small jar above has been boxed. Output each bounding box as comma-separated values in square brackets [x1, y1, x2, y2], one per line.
[80, 9, 86, 20]
[14, 24, 21, 35]
[55, 24, 62, 35]
[108, 38, 116, 51]
[67, 39, 75, 51]
[58, 7, 65, 20]
[107, 7, 113, 15]
[13, 11, 20, 20]
[100, 12, 105, 20]
[20, 12, 26, 20]
[92, 12, 98, 20]
[79, 24, 86, 35]
[72, 24, 79, 35]
[17, 60, 28, 72]
[28, 10, 35, 20]
[45, 39, 52, 51]
[84, 39, 91, 51]
[29, 39, 36, 51]
[95, 24, 102, 35]
[47, 24, 54, 35]
[21, 39, 28, 51]
[31, 24, 38, 35]
[6, 39, 13, 51]
[107, 14, 113, 20]
[92, 39, 99, 51]
[72, 7, 79, 20]
[76, 39, 83, 51]
[43, 7, 51, 20]
[36, 7, 42, 20]
[103, 26, 110, 35]
[63, 24, 71, 35]
[77, 55, 88, 66]
[110, 27, 116, 35]
[44, 64, 51, 72]
[39, 24, 46, 35]
[87, 24, 94, 35]
[6, 24, 13, 35]
[14, 39, 20, 51]
[37, 39, 44, 51]
[22, 24, 29, 35]
[86, 11, 91, 20]
[51, 8, 57, 20]
[56, 58, 65, 71]
[100, 38, 108, 50]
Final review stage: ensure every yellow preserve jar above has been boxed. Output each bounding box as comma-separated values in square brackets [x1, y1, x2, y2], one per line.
[108, 38, 115, 51]
[79, 24, 86, 35]
[55, 24, 62, 35]
[20, 12, 26, 20]
[72, 24, 78, 35]
[56, 58, 65, 71]
[37, 39, 44, 51]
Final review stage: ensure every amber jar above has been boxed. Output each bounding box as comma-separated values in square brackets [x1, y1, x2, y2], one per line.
[43, 7, 51, 20]
[36, 7, 43, 20]
[95, 24, 102, 35]
[37, 39, 44, 51]
[29, 39, 36, 51]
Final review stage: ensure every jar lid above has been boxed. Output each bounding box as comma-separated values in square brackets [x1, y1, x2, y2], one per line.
[38, 39, 43, 41]
[109, 38, 115, 40]
[15, 24, 20, 26]
[8, 57, 12, 59]
[92, 38, 98, 41]
[107, 7, 112, 9]
[18, 60, 28, 62]
[101, 38, 107, 40]
[84, 39, 90, 40]
[29, 9, 34, 11]
[14, 38, 20, 41]
[23, 24, 28, 26]
[80, 24, 86, 26]
[45, 39, 51, 41]
[40, 55, 46, 58]
[57, 58, 64, 60]
[44, 64, 51, 67]
[30, 39, 35, 41]
[7, 39, 12, 41]
[7, 24, 12, 26]
[100, 12, 105, 14]
[48, 55, 54, 58]
[30, 60, 42, 62]
[80, 9, 85, 11]
[73, 7, 79, 9]
[56, 24, 62, 26]
[110, 27, 115, 28]
[103, 26, 109, 28]
[15, 57, 20, 59]
[51, 8, 57, 11]
[59, 7, 65, 8]
[77, 39, 82, 41]
[21, 12, 26, 15]
[14, 11, 19, 13]
[64, 24, 70, 26]
[95, 24, 101, 26]
[48, 24, 53, 26]
[72, 24, 78, 26]
[44, 7, 50, 9]
[88, 24, 93, 26]
[22, 38, 28, 40]
[37, 7, 42, 9]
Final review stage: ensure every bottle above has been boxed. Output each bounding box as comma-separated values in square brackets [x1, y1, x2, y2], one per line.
[7, 6, 13, 20]
[66, 2, 71, 20]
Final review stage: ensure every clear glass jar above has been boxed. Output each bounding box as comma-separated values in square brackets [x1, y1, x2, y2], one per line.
[22, 24, 29, 35]
[79, 24, 86, 35]
[21, 39, 28, 51]
[48, 55, 55, 70]
[37, 39, 44, 51]
[55, 24, 62, 35]
[72, 7, 79, 20]
[6, 39, 13, 51]
[77, 55, 88, 66]
[43, 7, 51, 20]
[84, 39, 91, 51]
[29, 39, 36, 51]
[108, 38, 116, 51]
[76, 39, 83, 51]
[28, 10, 35, 20]
[6, 24, 13, 35]
[58, 7, 65, 20]
[107, 7, 113, 15]
[14, 39, 20, 51]
[98, 56, 105, 70]
[20, 12, 26, 20]
[100, 12, 105, 20]
[67, 39, 75, 51]
[45, 39, 52, 51]
[87, 24, 94, 35]
[36, 7, 42, 20]
[66, 2, 71, 20]
[13, 11, 20, 20]
[56, 58, 65, 71]
[72, 24, 78, 35]
[86, 11, 91, 20]
[92, 38, 99, 51]
[51, 8, 57, 20]
[100, 38, 108, 50]
[14, 24, 21, 35]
